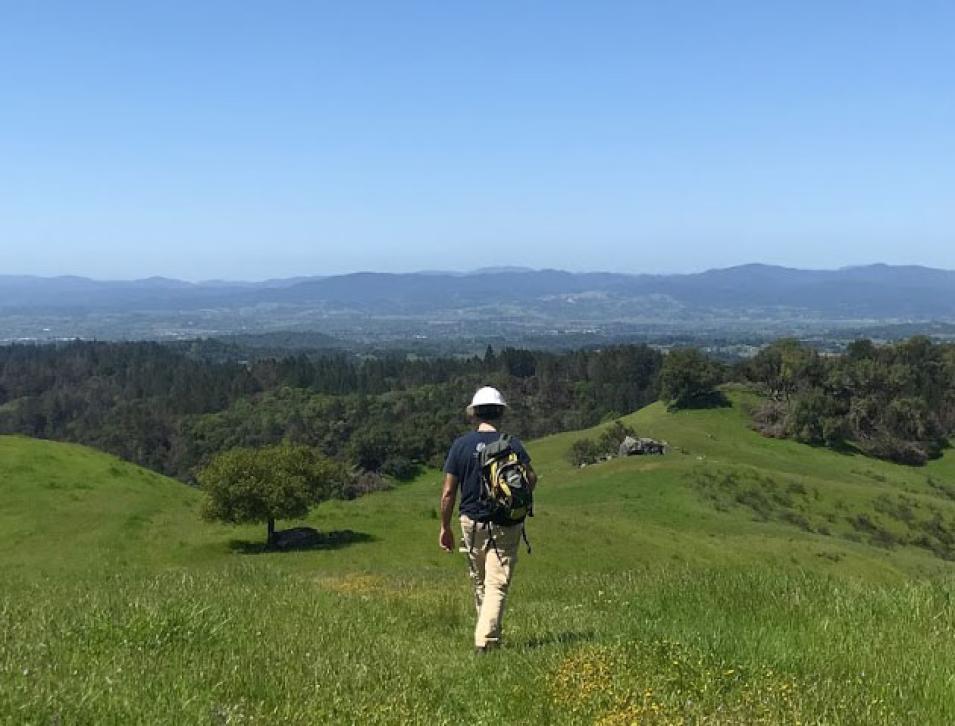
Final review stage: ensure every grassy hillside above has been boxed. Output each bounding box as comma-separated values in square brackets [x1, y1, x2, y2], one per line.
[1, 391, 954, 724]
[0, 436, 231, 575]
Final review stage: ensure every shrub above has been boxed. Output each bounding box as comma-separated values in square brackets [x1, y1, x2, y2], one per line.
[567, 438, 601, 467]
[596, 420, 637, 456]
[858, 436, 929, 466]
[751, 399, 787, 438]
[379, 455, 419, 480]
[343, 470, 392, 499]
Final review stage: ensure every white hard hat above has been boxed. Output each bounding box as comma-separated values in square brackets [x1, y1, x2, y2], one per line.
[466, 386, 507, 413]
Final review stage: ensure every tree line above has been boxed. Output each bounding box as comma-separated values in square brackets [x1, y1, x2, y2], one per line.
[0, 340, 663, 481]
[2, 336, 952, 487]
[654, 336, 955, 465]
[737, 337, 955, 465]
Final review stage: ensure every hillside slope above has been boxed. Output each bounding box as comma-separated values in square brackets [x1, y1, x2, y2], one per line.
[294, 388, 955, 584]
[1, 395, 954, 723]
[0, 436, 233, 574]
[527, 388, 955, 578]
[2, 389, 954, 580]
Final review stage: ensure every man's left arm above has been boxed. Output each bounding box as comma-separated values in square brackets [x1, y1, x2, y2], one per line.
[516, 440, 538, 491]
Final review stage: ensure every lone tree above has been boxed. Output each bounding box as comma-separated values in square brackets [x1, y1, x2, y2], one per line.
[659, 348, 724, 410]
[198, 442, 344, 546]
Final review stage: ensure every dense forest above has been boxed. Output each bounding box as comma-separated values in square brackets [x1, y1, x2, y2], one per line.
[739, 337, 955, 465]
[2, 336, 953, 485]
[0, 341, 662, 481]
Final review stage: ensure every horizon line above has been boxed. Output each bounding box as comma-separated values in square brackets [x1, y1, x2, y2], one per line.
[2, 261, 952, 286]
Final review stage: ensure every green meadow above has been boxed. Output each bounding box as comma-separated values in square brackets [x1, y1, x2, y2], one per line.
[2, 390, 953, 724]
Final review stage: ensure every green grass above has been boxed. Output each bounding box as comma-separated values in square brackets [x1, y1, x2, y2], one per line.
[1, 389, 954, 724]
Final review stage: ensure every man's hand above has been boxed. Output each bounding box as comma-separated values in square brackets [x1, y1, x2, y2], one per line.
[439, 527, 455, 552]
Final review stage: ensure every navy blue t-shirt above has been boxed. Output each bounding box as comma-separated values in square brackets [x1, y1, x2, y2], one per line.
[444, 431, 531, 521]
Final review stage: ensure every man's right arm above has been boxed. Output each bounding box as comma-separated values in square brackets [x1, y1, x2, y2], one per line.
[439, 472, 458, 551]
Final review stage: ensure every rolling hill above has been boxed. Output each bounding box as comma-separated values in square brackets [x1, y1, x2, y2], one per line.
[1, 392, 953, 723]
[0, 436, 220, 575]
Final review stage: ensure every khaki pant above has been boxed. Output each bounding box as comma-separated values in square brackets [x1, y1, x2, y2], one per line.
[460, 514, 522, 648]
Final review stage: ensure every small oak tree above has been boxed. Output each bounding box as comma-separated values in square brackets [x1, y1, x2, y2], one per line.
[659, 348, 724, 410]
[198, 442, 344, 546]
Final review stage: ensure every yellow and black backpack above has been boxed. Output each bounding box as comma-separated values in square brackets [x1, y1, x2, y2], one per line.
[480, 434, 534, 528]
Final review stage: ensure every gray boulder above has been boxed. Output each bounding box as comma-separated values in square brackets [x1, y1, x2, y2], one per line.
[618, 436, 641, 457]
[638, 437, 666, 455]
[618, 435, 667, 456]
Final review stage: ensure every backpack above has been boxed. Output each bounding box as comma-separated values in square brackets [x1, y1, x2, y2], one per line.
[479, 434, 534, 526]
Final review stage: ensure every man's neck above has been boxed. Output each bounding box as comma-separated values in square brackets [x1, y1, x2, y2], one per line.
[477, 422, 497, 432]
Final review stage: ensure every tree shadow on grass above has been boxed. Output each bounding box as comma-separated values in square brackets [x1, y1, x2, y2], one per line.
[679, 391, 733, 409]
[669, 391, 732, 411]
[229, 528, 376, 555]
[520, 630, 596, 651]
[821, 439, 861, 457]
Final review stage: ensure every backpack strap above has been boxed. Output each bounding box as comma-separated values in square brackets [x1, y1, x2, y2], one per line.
[487, 527, 500, 559]
[482, 433, 513, 462]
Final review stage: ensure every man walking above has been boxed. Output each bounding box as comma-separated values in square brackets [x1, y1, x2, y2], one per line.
[439, 386, 538, 653]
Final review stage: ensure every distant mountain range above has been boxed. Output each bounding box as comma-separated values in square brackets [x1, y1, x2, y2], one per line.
[2, 264, 953, 319]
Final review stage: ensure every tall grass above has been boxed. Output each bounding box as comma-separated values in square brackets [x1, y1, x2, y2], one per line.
[2, 565, 952, 724]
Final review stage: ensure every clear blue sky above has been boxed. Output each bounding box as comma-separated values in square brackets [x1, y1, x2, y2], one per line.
[2, 1, 953, 280]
